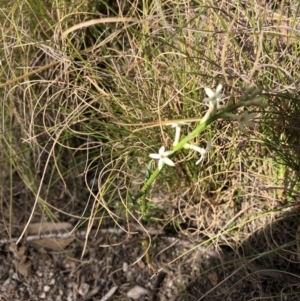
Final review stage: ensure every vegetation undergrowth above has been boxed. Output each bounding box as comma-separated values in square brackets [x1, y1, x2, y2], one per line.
[1, 0, 300, 298]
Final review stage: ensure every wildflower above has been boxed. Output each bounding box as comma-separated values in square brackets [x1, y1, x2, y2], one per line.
[224, 111, 256, 130]
[149, 146, 175, 170]
[167, 121, 189, 146]
[184, 141, 213, 165]
[203, 84, 226, 109]
[237, 111, 256, 130]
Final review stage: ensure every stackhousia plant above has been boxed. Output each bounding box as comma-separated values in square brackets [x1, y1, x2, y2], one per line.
[129, 85, 267, 218]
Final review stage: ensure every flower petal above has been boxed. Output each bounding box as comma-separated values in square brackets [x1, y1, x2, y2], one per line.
[204, 87, 214, 98]
[163, 150, 174, 156]
[216, 84, 223, 94]
[158, 146, 165, 154]
[196, 156, 204, 165]
[245, 120, 255, 127]
[203, 97, 211, 103]
[184, 143, 206, 154]
[149, 153, 160, 159]
[238, 123, 245, 131]
[158, 159, 164, 170]
[163, 157, 175, 167]
[168, 121, 188, 128]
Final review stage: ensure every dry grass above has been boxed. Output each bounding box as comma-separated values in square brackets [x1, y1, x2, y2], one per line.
[1, 0, 300, 299]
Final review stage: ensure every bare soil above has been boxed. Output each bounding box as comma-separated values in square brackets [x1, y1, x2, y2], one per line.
[1, 210, 300, 301]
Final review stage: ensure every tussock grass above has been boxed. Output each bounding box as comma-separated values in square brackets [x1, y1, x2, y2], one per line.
[1, 0, 300, 298]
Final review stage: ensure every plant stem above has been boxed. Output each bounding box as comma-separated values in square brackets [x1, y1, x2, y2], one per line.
[139, 101, 251, 217]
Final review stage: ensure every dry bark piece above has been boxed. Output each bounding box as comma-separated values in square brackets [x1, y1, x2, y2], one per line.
[12, 259, 31, 278]
[31, 236, 74, 251]
[26, 222, 72, 235]
[100, 286, 118, 301]
[9, 244, 31, 277]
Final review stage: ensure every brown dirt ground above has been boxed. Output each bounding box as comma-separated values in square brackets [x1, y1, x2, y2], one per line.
[1, 209, 300, 301]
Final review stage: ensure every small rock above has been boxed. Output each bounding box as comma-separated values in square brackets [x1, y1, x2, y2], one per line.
[127, 285, 150, 300]
[44, 285, 51, 292]
[78, 282, 90, 296]
[123, 262, 128, 272]
[39, 292, 46, 299]
[49, 278, 56, 285]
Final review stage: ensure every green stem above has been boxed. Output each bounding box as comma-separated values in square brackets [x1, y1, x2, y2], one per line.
[139, 101, 248, 217]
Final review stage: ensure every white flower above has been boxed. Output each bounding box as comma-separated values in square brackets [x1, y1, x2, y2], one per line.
[184, 141, 213, 165]
[224, 111, 256, 130]
[166, 121, 189, 146]
[237, 111, 256, 130]
[149, 146, 175, 170]
[203, 84, 226, 109]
